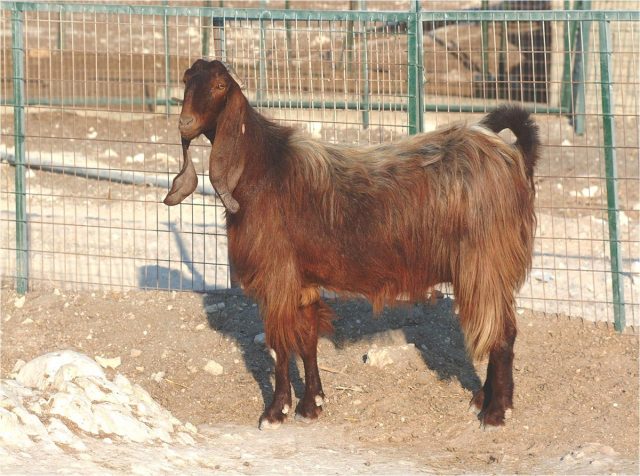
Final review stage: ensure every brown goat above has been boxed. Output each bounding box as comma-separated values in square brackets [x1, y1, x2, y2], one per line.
[164, 59, 540, 429]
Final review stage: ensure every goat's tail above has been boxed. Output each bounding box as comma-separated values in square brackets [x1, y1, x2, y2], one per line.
[481, 105, 540, 185]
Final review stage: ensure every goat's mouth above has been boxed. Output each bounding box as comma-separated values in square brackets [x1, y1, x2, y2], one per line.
[179, 128, 201, 141]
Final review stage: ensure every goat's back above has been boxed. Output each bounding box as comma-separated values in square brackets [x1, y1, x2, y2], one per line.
[280, 124, 535, 297]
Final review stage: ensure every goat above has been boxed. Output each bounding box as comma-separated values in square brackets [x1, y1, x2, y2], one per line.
[164, 59, 540, 429]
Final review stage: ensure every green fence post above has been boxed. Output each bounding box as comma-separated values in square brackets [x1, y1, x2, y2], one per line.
[284, 0, 293, 61]
[598, 20, 626, 331]
[218, 5, 226, 60]
[359, 0, 369, 130]
[56, 11, 65, 50]
[569, 0, 592, 135]
[560, 0, 575, 112]
[11, 4, 28, 294]
[257, 9, 268, 106]
[162, 0, 171, 117]
[202, 0, 211, 57]
[407, 0, 424, 134]
[480, 0, 490, 99]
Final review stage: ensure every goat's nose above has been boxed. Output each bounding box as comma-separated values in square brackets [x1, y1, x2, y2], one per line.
[179, 115, 194, 129]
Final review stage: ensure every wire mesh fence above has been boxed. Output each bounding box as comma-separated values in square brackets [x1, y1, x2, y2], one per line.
[1, 2, 638, 329]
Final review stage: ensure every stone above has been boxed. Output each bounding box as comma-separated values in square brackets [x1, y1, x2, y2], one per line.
[364, 344, 418, 369]
[203, 360, 224, 376]
[16, 350, 105, 390]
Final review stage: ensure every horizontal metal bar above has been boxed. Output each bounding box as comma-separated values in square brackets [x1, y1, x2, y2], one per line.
[0, 97, 569, 115]
[0, 148, 216, 196]
[0, 2, 407, 22]
[421, 10, 640, 22]
[1, 2, 638, 22]
[0, 97, 174, 107]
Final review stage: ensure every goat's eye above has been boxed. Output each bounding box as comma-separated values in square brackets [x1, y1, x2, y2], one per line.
[216, 83, 226, 90]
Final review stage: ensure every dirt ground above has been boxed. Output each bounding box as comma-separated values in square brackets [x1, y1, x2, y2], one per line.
[1, 287, 638, 474]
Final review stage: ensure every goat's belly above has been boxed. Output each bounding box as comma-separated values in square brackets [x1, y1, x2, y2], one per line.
[301, 244, 447, 301]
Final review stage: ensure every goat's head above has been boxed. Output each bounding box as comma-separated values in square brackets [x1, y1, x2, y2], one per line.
[164, 59, 246, 213]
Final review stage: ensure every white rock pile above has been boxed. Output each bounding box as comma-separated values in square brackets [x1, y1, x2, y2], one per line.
[0, 350, 198, 451]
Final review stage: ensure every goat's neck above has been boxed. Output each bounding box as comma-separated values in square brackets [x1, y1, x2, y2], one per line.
[232, 100, 292, 196]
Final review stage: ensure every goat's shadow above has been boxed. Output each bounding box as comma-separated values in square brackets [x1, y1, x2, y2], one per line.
[202, 292, 482, 417]
[137, 222, 207, 291]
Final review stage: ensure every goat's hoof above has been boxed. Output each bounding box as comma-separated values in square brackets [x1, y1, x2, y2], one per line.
[259, 402, 290, 430]
[259, 418, 282, 430]
[295, 399, 323, 423]
[478, 406, 507, 428]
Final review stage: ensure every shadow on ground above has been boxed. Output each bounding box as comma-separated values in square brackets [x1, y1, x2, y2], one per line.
[201, 292, 482, 417]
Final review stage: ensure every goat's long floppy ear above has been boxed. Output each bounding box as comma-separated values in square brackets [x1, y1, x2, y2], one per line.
[208, 89, 246, 214]
[163, 139, 198, 206]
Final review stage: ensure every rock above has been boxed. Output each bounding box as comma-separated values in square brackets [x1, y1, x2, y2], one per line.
[203, 360, 224, 376]
[95, 355, 122, 369]
[176, 431, 196, 445]
[14, 295, 25, 308]
[364, 348, 394, 368]
[93, 402, 151, 443]
[113, 374, 134, 395]
[2, 350, 195, 453]
[151, 371, 166, 383]
[11, 405, 48, 437]
[47, 418, 87, 451]
[130, 349, 142, 358]
[364, 344, 418, 369]
[0, 408, 34, 448]
[253, 333, 266, 345]
[16, 350, 105, 390]
[205, 302, 225, 313]
[49, 392, 99, 434]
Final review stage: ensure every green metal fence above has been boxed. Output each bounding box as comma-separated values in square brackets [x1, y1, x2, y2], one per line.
[1, 2, 638, 330]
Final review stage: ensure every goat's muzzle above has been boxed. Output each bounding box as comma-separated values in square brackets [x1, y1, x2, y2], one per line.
[178, 115, 198, 139]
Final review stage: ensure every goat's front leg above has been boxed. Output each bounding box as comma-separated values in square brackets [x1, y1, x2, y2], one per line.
[295, 301, 325, 422]
[259, 342, 292, 430]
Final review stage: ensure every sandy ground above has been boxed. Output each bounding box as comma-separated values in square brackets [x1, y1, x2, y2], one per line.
[1, 287, 638, 474]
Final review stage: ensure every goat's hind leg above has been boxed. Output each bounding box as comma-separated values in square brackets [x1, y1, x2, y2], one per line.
[470, 314, 516, 427]
[295, 300, 332, 423]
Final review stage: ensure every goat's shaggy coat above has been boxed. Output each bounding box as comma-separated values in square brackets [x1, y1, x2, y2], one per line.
[165, 59, 540, 428]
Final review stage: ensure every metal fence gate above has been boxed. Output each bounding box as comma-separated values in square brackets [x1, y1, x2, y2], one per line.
[1, 2, 638, 330]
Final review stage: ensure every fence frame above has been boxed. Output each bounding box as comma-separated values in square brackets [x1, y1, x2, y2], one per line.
[2, 1, 638, 330]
